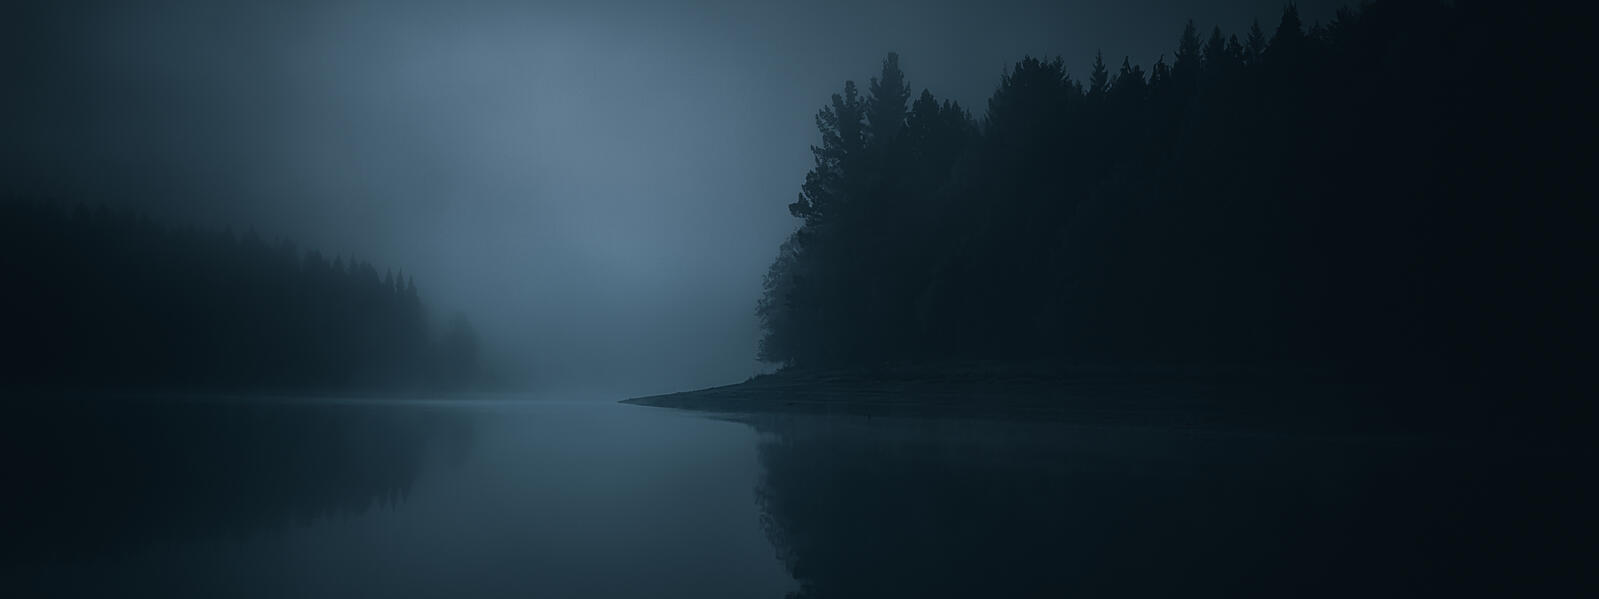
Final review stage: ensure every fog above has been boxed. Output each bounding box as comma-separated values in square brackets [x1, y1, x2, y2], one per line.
[4, 0, 1342, 396]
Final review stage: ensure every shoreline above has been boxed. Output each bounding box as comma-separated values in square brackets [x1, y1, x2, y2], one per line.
[621, 364, 1421, 435]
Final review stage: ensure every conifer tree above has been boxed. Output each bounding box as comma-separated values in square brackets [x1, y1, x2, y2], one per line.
[1087, 50, 1111, 105]
[1204, 26, 1227, 67]
[1267, 4, 1305, 61]
[866, 53, 912, 147]
[1245, 19, 1267, 64]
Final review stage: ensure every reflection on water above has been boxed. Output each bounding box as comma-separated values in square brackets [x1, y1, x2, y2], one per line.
[5, 398, 1589, 598]
[2, 398, 474, 565]
[747, 414, 1591, 598]
[4, 398, 792, 598]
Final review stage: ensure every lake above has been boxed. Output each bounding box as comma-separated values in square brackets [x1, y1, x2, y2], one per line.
[3, 396, 1588, 597]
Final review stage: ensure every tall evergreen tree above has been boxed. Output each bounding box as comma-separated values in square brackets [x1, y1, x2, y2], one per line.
[1172, 19, 1204, 94]
[1245, 19, 1267, 64]
[789, 81, 865, 225]
[1267, 4, 1306, 62]
[866, 52, 912, 147]
[1087, 50, 1110, 106]
[1204, 26, 1228, 67]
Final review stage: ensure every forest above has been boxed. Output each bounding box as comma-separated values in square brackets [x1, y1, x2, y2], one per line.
[756, 1, 1585, 400]
[1, 201, 481, 391]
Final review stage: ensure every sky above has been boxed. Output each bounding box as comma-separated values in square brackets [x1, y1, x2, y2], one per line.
[4, 0, 1345, 396]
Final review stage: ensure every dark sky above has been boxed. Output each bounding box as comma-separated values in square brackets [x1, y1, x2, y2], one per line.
[4, 0, 1345, 396]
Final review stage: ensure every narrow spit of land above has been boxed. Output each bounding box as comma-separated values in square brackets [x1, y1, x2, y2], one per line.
[621, 362, 1459, 436]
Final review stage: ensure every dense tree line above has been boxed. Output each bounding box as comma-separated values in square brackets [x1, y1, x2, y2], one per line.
[1, 201, 481, 391]
[758, 1, 1586, 395]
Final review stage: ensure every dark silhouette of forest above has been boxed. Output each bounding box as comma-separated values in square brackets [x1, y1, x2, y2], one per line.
[757, 2, 1586, 409]
[1, 201, 482, 392]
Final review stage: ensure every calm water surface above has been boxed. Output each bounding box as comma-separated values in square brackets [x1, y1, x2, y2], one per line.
[4, 396, 1588, 597]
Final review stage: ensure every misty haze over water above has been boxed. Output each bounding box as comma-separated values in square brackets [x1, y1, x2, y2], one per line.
[4, 0, 1591, 597]
[7, 397, 1583, 597]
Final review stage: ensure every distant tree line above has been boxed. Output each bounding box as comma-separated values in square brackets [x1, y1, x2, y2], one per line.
[758, 1, 1585, 390]
[1, 201, 481, 391]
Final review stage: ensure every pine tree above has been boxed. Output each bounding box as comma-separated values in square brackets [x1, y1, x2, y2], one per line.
[1149, 55, 1172, 93]
[866, 53, 912, 147]
[1173, 19, 1204, 94]
[1176, 19, 1202, 69]
[1204, 26, 1227, 67]
[789, 81, 865, 225]
[1245, 19, 1267, 65]
[1087, 50, 1110, 105]
[1227, 34, 1246, 63]
[1267, 4, 1305, 62]
[1111, 57, 1148, 105]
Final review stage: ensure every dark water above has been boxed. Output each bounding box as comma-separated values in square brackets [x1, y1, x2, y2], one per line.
[3, 397, 1590, 597]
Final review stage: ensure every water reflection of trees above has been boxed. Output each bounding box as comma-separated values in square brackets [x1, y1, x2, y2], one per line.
[1, 398, 473, 565]
[750, 415, 1585, 598]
